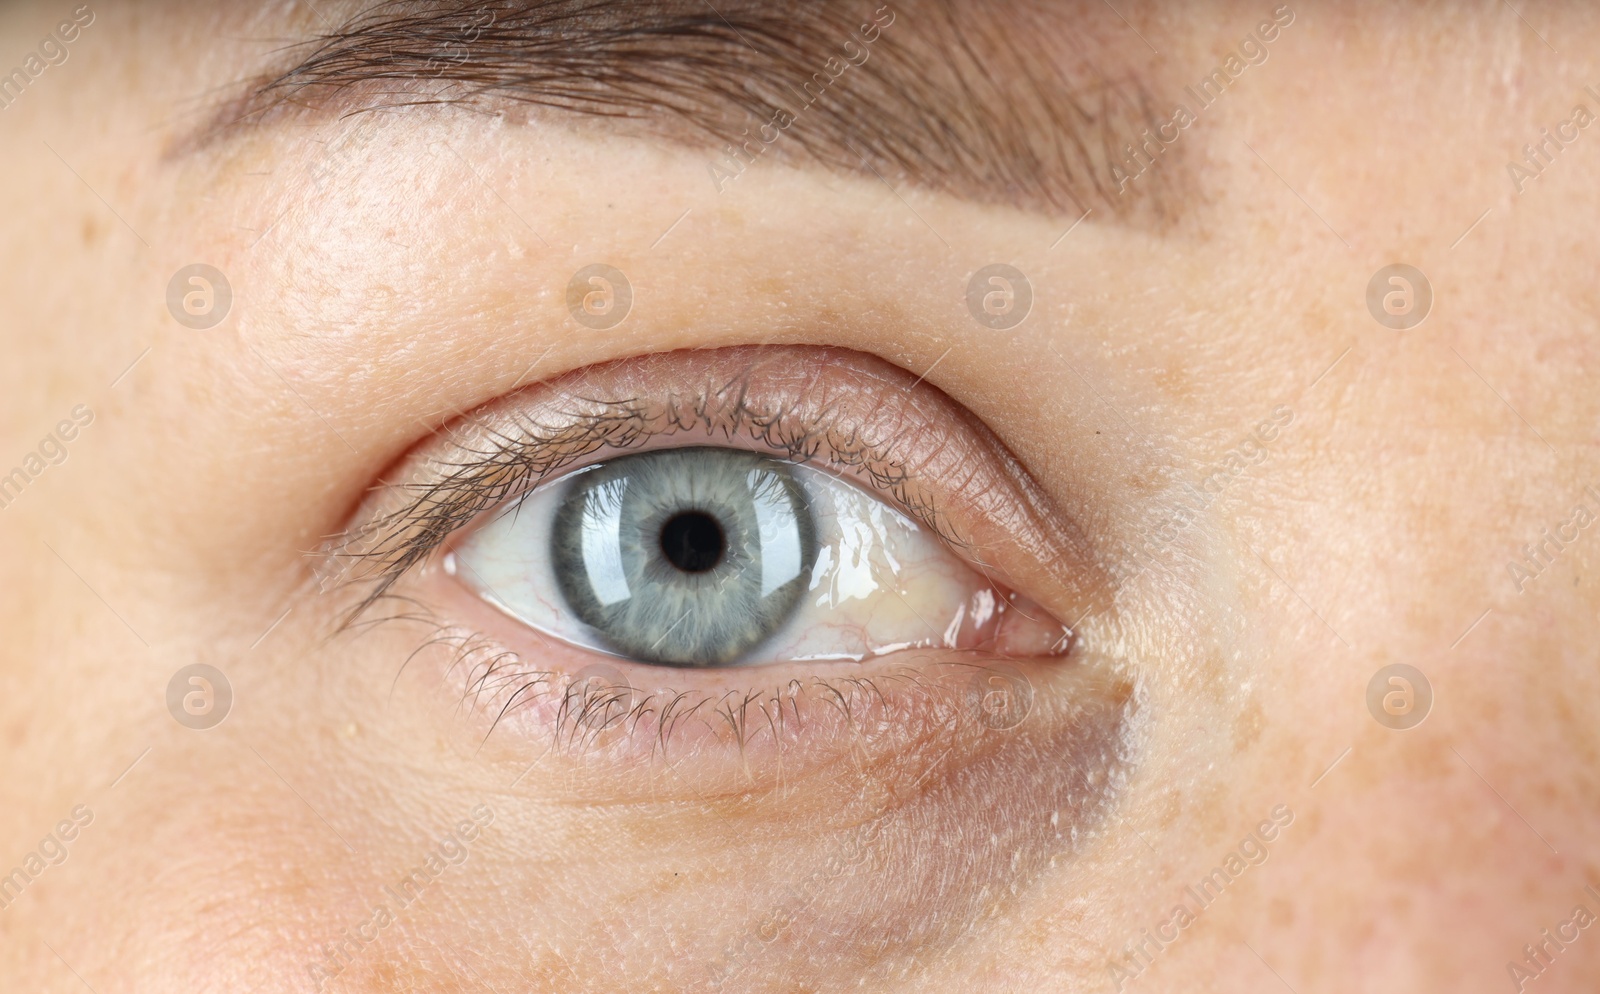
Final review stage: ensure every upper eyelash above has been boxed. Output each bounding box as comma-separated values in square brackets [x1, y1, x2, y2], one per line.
[322, 369, 957, 625]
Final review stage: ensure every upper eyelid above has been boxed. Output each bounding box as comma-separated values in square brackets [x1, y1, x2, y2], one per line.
[320, 344, 1106, 633]
[322, 365, 958, 620]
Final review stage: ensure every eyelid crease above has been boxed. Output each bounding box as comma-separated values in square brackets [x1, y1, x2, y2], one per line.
[322, 345, 1104, 632]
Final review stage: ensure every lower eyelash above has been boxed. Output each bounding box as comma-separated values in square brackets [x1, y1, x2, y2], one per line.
[440, 616, 883, 756]
[355, 594, 1071, 764]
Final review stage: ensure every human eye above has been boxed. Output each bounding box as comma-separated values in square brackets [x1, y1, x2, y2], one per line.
[327, 345, 1130, 790]
[448, 442, 1069, 668]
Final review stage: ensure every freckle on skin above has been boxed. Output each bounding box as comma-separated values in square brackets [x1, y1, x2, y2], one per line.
[1156, 790, 1183, 832]
[1231, 698, 1265, 754]
[1269, 896, 1295, 927]
[1152, 365, 1193, 403]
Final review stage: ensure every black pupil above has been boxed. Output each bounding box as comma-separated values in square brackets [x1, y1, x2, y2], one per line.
[659, 511, 726, 573]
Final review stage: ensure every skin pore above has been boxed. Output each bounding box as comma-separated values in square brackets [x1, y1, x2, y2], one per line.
[1, 1, 1599, 992]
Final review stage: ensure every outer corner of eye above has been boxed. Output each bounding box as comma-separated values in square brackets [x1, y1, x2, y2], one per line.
[445, 443, 1073, 671]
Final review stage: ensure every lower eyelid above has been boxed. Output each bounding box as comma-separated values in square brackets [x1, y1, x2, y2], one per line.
[379, 587, 1140, 978]
[403, 562, 1134, 801]
[376, 584, 1141, 967]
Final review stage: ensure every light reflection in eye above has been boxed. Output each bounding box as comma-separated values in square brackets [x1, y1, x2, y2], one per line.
[749, 467, 804, 598]
[579, 479, 632, 607]
[449, 446, 1069, 668]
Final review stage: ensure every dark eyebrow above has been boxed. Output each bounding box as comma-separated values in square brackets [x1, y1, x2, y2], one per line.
[187, 0, 1190, 222]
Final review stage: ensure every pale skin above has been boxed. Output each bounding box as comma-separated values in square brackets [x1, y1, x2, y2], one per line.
[1, 1, 1598, 992]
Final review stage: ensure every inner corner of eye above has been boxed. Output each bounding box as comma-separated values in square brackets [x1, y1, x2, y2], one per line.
[446, 445, 1070, 669]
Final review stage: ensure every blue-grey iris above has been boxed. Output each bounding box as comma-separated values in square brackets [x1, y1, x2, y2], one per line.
[551, 447, 818, 666]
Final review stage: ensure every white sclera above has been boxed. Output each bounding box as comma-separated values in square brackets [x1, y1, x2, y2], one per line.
[452, 458, 1030, 665]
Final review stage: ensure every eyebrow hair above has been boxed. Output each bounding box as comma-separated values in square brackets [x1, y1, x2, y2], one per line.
[190, 0, 1189, 221]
